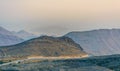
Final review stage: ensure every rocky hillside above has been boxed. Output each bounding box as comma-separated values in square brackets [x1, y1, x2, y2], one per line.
[0, 26, 23, 46]
[0, 36, 87, 59]
[65, 29, 120, 56]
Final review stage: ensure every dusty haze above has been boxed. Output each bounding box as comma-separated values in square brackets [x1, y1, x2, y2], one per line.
[0, 0, 120, 36]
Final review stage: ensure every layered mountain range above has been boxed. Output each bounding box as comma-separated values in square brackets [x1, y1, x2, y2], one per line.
[65, 29, 120, 56]
[1, 25, 120, 56]
[13, 30, 37, 40]
[0, 26, 37, 46]
[0, 26, 23, 46]
[0, 36, 87, 59]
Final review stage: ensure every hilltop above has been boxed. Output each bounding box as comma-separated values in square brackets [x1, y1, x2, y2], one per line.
[0, 36, 87, 60]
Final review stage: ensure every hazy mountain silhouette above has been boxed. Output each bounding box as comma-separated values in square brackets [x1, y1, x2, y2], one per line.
[65, 29, 120, 56]
[13, 30, 37, 40]
[0, 26, 23, 46]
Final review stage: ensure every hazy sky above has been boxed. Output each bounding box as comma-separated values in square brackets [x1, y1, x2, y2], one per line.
[0, 0, 120, 36]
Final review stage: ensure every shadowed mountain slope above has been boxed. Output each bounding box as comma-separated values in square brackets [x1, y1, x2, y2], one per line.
[65, 29, 120, 56]
[0, 26, 23, 46]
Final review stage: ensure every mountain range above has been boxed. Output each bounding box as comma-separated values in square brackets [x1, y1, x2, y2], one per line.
[13, 30, 37, 40]
[1, 25, 120, 56]
[65, 29, 120, 56]
[0, 26, 23, 46]
[0, 26, 37, 46]
[0, 26, 120, 71]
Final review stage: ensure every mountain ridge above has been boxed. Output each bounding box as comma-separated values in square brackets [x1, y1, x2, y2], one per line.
[0, 36, 87, 60]
[65, 29, 120, 56]
[0, 26, 23, 46]
[13, 30, 37, 40]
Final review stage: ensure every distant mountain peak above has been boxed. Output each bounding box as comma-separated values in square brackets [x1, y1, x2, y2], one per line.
[0, 26, 23, 46]
[14, 30, 37, 40]
[18, 30, 30, 34]
[18, 30, 26, 32]
[0, 26, 12, 35]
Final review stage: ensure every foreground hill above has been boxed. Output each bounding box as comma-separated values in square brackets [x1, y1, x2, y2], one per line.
[0, 36, 87, 59]
[2, 54, 120, 71]
[65, 29, 120, 56]
[0, 26, 23, 46]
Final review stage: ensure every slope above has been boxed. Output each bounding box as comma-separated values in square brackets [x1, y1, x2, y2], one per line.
[65, 29, 120, 56]
[0, 36, 87, 59]
[0, 26, 23, 46]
